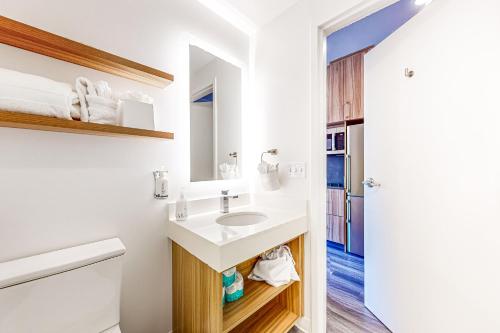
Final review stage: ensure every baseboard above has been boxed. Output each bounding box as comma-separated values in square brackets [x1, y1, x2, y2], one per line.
[294, 317, 311, 332]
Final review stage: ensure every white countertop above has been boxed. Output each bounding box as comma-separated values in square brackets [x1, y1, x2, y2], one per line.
[167, 199, 308, 272]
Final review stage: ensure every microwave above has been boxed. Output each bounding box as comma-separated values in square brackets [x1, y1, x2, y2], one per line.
[327, 127, 345, 154]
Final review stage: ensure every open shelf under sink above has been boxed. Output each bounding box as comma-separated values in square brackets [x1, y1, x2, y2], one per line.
[223, 279, 295, 332]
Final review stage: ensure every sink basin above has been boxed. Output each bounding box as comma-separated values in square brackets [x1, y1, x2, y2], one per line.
[216, 212, 268, 226]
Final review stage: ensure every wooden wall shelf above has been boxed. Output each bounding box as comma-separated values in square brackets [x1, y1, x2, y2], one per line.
[0, 16, 174, 88]
[0, 110, 174, 140]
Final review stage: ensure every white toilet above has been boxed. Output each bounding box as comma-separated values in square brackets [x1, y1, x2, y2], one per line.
[0, 238, 126, 333]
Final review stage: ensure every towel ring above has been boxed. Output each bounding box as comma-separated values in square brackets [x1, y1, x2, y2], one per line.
[229, 152, 238, 166]
[261, 149, 278, 163]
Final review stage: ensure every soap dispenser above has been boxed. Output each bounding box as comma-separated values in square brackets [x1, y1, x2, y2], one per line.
[176, 189, 188, 221]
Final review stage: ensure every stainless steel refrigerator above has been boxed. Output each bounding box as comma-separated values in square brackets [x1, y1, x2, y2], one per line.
[346, 124, 364, 257]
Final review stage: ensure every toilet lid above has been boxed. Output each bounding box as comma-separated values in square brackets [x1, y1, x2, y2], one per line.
[101, 325, 121, 333]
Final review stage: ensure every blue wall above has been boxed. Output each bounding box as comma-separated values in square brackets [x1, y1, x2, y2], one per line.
[327, 0, 423, 63]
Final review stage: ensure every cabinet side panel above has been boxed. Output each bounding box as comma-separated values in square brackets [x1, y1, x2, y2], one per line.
[172, 242, 223, 332]
[277, 235, 304, 316]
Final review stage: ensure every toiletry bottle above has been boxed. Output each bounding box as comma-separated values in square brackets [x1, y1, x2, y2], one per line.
[153, 166, 169, 199]
[176, 189, 188, 221]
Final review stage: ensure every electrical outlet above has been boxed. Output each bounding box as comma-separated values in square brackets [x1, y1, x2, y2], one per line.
[288, 162, 306, 178]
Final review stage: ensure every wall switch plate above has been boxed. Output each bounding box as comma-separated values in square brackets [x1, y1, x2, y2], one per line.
[288, 162, 306, 178]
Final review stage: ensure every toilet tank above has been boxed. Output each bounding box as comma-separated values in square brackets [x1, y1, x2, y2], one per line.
[0, 238, 126, 333]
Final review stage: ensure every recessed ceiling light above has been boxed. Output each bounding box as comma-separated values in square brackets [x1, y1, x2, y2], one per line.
[415, 0, 433, 5]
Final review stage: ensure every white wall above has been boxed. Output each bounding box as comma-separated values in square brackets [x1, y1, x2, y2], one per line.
[254, 0, 371, 203]
[254, 0, 366, 331]
[190, 59, 217, 182]
[257, 0, 500, 332]
[0, 1, 249, 332]
[190, 102, 214, 181]
[364, 0, 500, 331]
[214, 58, 242, 171]
[254, 0, 311, 197]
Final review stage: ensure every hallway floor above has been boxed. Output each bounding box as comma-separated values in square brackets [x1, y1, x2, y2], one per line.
[327, 241, 390, 333]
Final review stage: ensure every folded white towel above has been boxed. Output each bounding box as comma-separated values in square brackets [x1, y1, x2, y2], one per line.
[0, 68, 76, 120]
[119, 90, 154, 104]
[248, 246, 299, 287]
[258, 161, 280, 191]
[87, 95, 119, 109]
[257, 161, 279, 174]
[219, 163, 239, 180]
[86, 95, 121, 125]
[75, 77, 96, 122]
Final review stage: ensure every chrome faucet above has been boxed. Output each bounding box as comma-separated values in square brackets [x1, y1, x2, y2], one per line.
[220, 190, 238, 214]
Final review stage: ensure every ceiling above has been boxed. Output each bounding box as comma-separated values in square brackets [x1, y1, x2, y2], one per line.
[225, 0, 300, 27]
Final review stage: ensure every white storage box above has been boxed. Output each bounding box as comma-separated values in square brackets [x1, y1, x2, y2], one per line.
[120, 99, 155, 130]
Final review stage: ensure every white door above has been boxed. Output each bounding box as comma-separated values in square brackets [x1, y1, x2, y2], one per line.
[363, 1, 500, 332]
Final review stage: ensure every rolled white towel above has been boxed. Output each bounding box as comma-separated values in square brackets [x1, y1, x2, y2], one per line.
[0, 68, 76, 120]
[75, 77, 97, 122]
[69, 92, 82, 120]
[0, 68, 73, 95]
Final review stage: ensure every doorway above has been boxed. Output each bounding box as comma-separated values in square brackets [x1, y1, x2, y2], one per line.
[323, 0, 425, 331]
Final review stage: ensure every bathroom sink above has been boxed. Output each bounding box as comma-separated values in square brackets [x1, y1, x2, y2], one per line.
[216, 212, 268, 226]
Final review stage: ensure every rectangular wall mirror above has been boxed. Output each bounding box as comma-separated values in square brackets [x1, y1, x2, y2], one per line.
[189, 45, 242, 182]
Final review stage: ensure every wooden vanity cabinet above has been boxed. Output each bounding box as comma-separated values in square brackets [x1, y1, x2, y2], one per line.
[172, 235, 304, 333]
[327, 50, 365, 124]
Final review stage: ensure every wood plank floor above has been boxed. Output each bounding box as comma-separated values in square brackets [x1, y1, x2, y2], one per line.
[326, 241, 390, 333]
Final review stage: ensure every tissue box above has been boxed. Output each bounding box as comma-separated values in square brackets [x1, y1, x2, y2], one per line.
[225, 272, 244, 303]
[222, 267, 236, 287]
[120, 99, 155, 130]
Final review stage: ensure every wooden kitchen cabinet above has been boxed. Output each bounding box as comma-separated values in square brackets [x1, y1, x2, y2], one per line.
[327, 60, 344, 123]
[327, 50, 365, 124]
[326, 188, 345, 244]
[342, 52, 364, 121]
[327, 215, 345, 245]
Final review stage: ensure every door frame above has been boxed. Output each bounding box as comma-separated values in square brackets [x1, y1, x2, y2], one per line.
[308, 1, 397, 332]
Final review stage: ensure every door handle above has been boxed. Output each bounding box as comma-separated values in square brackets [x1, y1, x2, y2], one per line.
[346, 155, 351, 193]
[362, 177, 381, 188]
[346, 196, 351, 224]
